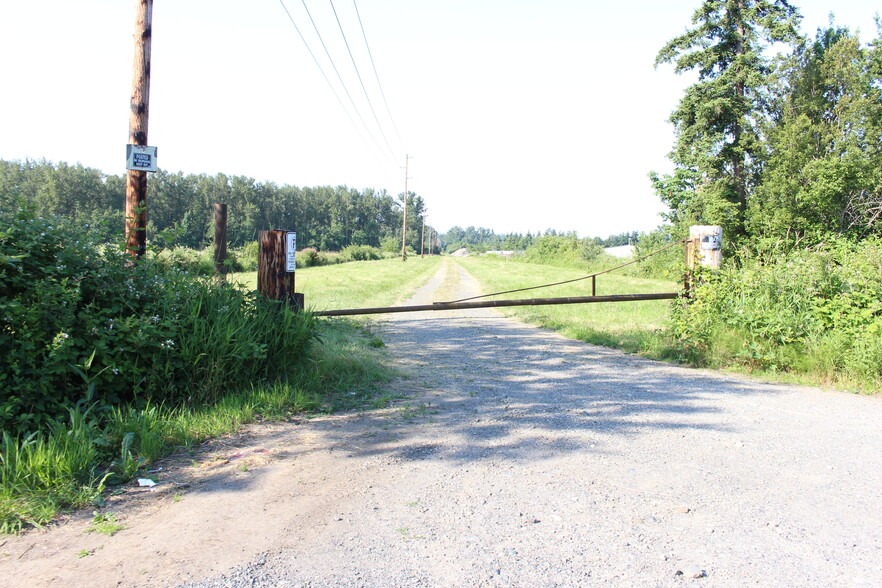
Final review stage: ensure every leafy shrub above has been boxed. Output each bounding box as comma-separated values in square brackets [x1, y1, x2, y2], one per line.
[0, 196, 316, 434]
[672, 237, 882, 388]
[298, 247, 321, 267]
[521, 234, 608, 269]
[635, 227, 686, 280]
[232, 241, 259, 272]
[380, 237, 400, 254]
[153, 246, 215, 275]
[341, 244, 381, 262]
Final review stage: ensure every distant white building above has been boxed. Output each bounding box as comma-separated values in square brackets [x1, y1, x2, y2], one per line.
[604, 245, 636, 258]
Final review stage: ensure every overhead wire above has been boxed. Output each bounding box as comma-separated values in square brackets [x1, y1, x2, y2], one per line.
[277, 0, 376, 159]
[351, 0, 406, 152]
[296, 0, 398, 167]
[329, 0, 399, 163]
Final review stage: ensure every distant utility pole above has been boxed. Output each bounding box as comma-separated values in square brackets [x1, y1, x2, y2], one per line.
[420, 215, 426, 258]
[401, 154, 411, 261]
[125, 0, 153, 259]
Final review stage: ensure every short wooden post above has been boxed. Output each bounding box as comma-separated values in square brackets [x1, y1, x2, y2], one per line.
[258, 230, 303, 309]
[213, 203, 228, 277]
[685, 225, 722, 295]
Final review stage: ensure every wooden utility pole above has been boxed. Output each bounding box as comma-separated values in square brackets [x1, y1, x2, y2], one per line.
[213, 203, 228, 277]
[420, 216, 426, 257]
[401, 154, 411, 261]
[125, 0, 153, 259]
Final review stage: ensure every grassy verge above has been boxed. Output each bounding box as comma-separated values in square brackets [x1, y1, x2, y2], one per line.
[232, 256, 443, 312]
[1, 257, 442, 534]
[454, 256, 684, 359]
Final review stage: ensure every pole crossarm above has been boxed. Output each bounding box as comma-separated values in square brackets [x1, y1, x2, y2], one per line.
[313, 292, 678, 317]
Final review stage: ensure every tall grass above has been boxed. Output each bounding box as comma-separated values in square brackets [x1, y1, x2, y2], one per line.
[0, 406, 105, 534]
[1, 255, 442, 533]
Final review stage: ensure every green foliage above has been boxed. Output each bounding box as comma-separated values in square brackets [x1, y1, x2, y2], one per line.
[233, 241, 259, 272]
[153, 246, 216, 275]
[298, 247, 322, 267]
[635, 227, 687, 280]
[442, 225, 534, 253]
[86, 510, 126, 536]
[654, 0, 802, 238]
[655, 13, 882, 244]
[521, 234, 605, 268]
[672, 237, 882, 388]
[341, 244, 382, 262]
[0, 405, 106, 534]
[0, 160, 436, 255]
[751, 25, 882, 239]
[0, 195, 316, 434]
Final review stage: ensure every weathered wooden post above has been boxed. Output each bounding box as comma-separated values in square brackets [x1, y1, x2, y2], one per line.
[213, 203, 228, 277]
[685, 225, 723, 295]
[124, 0, 154, 259]
[258, 230, 304, 309]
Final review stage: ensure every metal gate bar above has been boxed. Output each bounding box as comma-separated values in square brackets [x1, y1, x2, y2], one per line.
[313, 292, 678, 317]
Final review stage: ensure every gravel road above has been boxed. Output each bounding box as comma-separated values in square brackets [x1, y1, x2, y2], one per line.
[180, 259, 882, 587]
[5, 259, 881, 587]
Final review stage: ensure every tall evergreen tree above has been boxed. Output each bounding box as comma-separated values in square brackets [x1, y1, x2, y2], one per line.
[653, 0, 802, 236]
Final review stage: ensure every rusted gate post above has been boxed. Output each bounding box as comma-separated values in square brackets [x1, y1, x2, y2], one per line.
[213, 203, 228, 278]
[258, 230, 304, 309]
[685, 225, 723, 295]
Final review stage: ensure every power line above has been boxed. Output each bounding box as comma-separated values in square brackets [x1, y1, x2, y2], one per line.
[329, 0, 398, 163]
[278, 0, 376, 159]
[297, 0, 397, 167]
[351, 0, 406, 152]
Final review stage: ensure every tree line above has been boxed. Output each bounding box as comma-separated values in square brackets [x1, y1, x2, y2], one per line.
[0, 159, 437, 254]
[441, 227, 641, 253]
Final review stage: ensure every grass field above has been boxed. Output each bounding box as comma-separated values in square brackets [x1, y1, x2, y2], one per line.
[232, 256, 444, 314]
[453, 256, 683, 358]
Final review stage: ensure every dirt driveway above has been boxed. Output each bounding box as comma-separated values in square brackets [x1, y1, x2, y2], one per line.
[3, 259, 882, 587]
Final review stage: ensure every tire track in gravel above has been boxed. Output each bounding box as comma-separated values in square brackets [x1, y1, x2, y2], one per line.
[4, 259, 882, 587]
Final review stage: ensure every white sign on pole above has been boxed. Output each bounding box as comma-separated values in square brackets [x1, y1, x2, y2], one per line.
[126, 145, 158, 172]
[285, 232, 296, 272]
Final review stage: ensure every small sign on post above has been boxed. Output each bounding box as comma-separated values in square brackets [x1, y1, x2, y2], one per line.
[685, 225, 723, 296]
[286, 232, 296, 272]
[688, 225, 723, 269]
[126, 145, 158, 172]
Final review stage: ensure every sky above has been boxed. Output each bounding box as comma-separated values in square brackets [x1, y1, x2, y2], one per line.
[0, 1, 879, 239]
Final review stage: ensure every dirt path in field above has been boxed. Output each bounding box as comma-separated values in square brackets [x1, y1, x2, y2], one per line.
[3, 258, 882, 587]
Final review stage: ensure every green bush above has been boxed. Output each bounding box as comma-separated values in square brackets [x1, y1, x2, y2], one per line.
[671, 237, 882, 388]
[635, 227, 686, 280]
[298, 247, 321, 267]
[153, 246, 215, 275]
[341, 244, 381, 262]
[232, 241, 259, 272]
[520, 234, 609, 270]
[0, 196, 316, 434]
